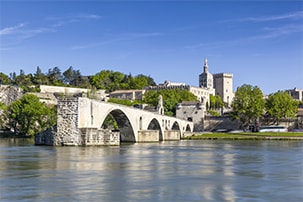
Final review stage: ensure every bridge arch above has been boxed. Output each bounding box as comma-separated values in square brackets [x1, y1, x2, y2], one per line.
[147, 118, 163, 141]
[171, 121, 180, 130]
[102, 109, 136, 142]
[185, 124, 191, 132]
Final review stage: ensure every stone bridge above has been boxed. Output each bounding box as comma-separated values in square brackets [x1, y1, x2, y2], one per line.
[37, 97, 193, 146]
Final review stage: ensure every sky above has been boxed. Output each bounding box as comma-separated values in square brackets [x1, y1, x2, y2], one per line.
[0, 0, 302, 94]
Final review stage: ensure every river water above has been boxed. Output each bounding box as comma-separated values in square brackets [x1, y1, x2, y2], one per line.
[0, 139, 302, 202]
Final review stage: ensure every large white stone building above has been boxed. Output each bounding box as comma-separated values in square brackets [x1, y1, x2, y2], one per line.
[109, 57, 234, 116]
[144, 57, 233, 107]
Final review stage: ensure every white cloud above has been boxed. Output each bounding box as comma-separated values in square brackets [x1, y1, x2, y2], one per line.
[224, 11, 303, 23]
[187, 23, 303, 50]
[0, 23, 26, 36]
[48, 13, 102, 27]
[241, 11, 303, 22]
[71, 32, 162, 50]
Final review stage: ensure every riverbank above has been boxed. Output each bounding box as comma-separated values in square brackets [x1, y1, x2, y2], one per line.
[182, 132, 303, 140]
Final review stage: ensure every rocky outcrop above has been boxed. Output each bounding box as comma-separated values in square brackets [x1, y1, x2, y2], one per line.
[0, 85, 23, 105]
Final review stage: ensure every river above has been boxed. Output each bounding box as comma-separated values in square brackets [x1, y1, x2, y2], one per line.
[0, 139, 302, 202]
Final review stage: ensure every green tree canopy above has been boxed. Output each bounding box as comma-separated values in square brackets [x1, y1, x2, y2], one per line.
[6, 94, 56, 136]
[32, 66, 49, 85]
[265, 91, 298, 124]
[0, 72, 12, 85]
[143, 89, 197, 116]
[90, 70, 156, 92]
[231, 84, 265, 130]
[208, 94, 224, 110]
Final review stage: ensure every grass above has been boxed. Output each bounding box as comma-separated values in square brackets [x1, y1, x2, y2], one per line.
[183, 132, 303, 140]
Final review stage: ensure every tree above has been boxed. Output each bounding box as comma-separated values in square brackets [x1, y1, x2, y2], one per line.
[63, 66, 74, 85]
[7, 94, 56, 136]
[14, 70, 33, 87]
[33, 66, 49, 85]
[265, 91, 298, 124]
[128, 74, 156, 90]
[209, 94, 224, 110]
[47, 67, 63, 86]
[0, 102, 8, 128]
[143, 89, 197, 116]
[0, 72, 12, 85]
[90, 70, 113, 90]
[231, 84, 265, 130]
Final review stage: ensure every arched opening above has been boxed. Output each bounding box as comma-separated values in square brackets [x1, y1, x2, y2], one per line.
[171, 121, 180, 131]
[101, 109, 135, 142]
[147, 118, 163, 141]
[185, 124, 191, 132]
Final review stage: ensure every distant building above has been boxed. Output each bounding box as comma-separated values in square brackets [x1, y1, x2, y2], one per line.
[31, 85, 107, 105]
[176, 101, 205, 132]
[199, 58, 214, 89]
[213, 73, 234, 107]
[285, 88, 303, 102]
[145, 57, 234, 107]
[109, 89, 145, 101]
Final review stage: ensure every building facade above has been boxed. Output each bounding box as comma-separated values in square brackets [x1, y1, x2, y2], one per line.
[109, 89, 145, 101]
[144, 57, 234, 107]
[285, 88, 303, 102]
[213, 73, 234, 106]
[176, 101, 205, 132]
[199, 58, 214, 89]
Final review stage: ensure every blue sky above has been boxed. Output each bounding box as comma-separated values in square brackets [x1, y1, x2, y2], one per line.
[1, 0, 302, 94]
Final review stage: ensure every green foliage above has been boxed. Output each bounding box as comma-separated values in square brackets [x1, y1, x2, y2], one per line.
[143, 89, 197, 116]
[108, 98, 140, 106]
[265, 91, 298, 124]
[128, 74, 156, 89]
[2, 68, 156, 93]
[207, 110, 220, 116]
[90, 70, 121, 91]
[21, 85, 41, 93]
[0, 102, 8, 128]
[102, 114, 119, 130]
[208, 94, 224, 110]
[90, 70, 156, 92]
[6, 94, 57, 137]
[32, 66, 49, 85]
[231, 84, 265, 129]
[0, 72, 12, 84]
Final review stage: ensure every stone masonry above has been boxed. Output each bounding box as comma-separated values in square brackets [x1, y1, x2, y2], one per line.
[35, 97, 120, 146]
[55, 97, 80, 145]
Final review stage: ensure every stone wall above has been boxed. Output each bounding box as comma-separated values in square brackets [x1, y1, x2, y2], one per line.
[35, 97, 120, 146]
[55, 97, 80, 145]
[79, 128, 120, 146]
[35, 126, 56, 145]
[138, 130, 159, 142]
[204, 116, 240, 131]
[163, 130, 180, 141]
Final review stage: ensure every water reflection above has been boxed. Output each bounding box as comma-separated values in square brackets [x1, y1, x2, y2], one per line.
[0, 139, 303, 201]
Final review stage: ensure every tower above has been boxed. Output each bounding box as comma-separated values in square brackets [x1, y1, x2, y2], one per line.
[199, 58, 213, 89]
[213, 73, 234, 107]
